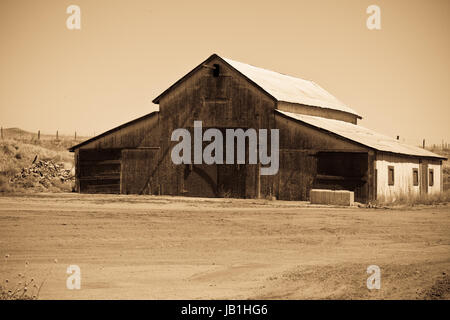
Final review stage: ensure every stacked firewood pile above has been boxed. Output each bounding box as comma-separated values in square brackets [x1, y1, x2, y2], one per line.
[11, 159, 74, 189]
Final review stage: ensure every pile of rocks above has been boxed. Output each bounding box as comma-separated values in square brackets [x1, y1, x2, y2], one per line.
[11, 160, 74, 189]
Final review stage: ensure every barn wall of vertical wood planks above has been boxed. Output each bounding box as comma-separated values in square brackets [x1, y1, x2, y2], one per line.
[69, 54, 446, 202]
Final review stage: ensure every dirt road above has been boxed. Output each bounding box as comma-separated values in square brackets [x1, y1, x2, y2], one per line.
[0, 193, 449, 299]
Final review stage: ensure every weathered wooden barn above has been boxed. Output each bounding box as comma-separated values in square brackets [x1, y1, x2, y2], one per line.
[69, 54, 446, 202]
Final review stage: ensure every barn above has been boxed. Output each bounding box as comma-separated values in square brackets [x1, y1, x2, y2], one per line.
[69, 53, 446, 203]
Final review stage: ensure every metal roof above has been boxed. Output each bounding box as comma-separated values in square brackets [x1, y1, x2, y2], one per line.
[223, 57, 362, 118]
[277, 110, 446, 159]
[153, 54, 361, 118]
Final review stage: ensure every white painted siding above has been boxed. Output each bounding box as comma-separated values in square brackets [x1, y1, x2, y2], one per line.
[428, 163, 441, 195]
[375, 154, 420, 201]
[375, 154, 442, 200]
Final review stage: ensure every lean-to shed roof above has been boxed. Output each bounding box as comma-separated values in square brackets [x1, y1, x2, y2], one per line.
[277, 110, 445, 159]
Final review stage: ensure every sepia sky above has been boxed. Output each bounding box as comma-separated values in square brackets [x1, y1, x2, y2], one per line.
[0, 0, 449, 146]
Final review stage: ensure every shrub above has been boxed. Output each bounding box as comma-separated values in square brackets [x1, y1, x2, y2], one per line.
[0, 164, 18, 177]
[1, 145, 15, 156]
[0, 256, 48, 300]
[50, 178, 72, 192]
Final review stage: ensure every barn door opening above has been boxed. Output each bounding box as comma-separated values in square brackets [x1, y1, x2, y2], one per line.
[182, 163, 246, 198]
[78, 149, 121, 194]
[183, 164, 218, 198]
[217, 164, 246, 198]
[314, 152, 368, 203]
[181, 126, 248, 199]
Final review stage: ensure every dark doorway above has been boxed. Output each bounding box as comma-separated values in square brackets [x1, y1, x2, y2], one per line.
[183, 163, 246, 198]
[78, 148, 121, 194]
[313, 152, 368, 203]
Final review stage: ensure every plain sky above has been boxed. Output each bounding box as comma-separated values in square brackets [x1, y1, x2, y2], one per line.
[0, 0, 449, 146]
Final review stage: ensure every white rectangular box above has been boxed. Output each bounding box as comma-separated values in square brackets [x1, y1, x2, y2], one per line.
[310, 189, 354, 206]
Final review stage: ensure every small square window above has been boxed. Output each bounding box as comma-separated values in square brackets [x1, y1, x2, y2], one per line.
[412, 168, 419, 186]
[388, 166, 394, 186]
[429, 169, 434, 187]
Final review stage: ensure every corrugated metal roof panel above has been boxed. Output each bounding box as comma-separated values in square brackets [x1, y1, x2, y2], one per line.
[223, 57, 361, 118]
[277, 110, 445, 159]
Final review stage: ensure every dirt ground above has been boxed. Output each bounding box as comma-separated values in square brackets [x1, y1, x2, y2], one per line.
[0, 193, 449, 300]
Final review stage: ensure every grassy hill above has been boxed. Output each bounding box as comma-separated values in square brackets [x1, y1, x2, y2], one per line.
[0, 128, 91, 193]
[1, 127, 90, 151]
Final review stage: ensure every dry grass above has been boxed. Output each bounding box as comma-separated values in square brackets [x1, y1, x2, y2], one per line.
[0, 255, 49, 300]
[0, 139, 74, 193]
[444, 167, 450, 191]
[427, 146, 450, 191]
[375, 190, 450, 206]
[1, 127, 90, 152]
[375, 144, 449, 206]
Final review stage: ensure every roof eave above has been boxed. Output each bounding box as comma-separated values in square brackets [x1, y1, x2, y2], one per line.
[277, 100, 362, 120]
[275, 110, 446, 160]
[68, 111, 159, 152]
[275, 109, 373, 152]
[375, 150, 447, 161]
